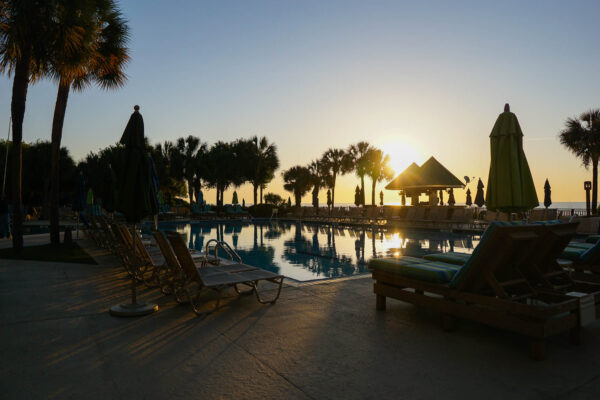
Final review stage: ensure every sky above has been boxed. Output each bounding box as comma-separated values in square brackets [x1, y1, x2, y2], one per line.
[1, 0, 599, 205]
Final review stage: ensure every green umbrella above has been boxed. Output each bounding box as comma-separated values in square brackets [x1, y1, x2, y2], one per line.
[485, 104, 538, 212]
[116, 105, 158, 223]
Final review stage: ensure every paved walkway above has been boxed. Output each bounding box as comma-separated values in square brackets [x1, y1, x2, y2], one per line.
[1, 241, 600, 399]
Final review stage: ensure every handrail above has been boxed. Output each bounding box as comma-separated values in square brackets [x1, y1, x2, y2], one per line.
[205, 238, 242, 264]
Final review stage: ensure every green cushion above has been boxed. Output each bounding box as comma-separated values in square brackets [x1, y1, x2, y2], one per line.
[369, 256, 429, 273]
[423, 252, 471, 266]
[369, 257, 462, 283]
[561, 246, 586, 261]
[585, 235, 600, 244]
[449, 222, 501, 287]
[531, 219, 562, 225]
[568, 242, 595, 250]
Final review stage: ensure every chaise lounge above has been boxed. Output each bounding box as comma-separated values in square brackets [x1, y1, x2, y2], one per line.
[369, 222, 599, 360]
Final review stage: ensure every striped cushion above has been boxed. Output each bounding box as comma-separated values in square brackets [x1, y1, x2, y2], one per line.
[423, 252, 471, 266]
[369, 257, 462, 283]
[585, 235, 600, 244]
[368, 256, 428, 273]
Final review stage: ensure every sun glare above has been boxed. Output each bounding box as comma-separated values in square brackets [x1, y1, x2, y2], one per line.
[379, 140, 422, 176]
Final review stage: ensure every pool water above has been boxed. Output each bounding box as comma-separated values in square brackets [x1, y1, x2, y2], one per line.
[149, 221, 481, 282]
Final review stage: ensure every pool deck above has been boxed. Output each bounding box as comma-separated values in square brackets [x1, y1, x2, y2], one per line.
[2, 238, 600, 399]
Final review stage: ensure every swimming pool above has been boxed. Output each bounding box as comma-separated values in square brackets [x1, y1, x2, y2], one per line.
[149, 220, 481, 282]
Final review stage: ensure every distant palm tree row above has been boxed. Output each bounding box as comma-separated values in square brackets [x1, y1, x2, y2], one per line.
[282, 142, 394, 208]
[80, 135, 280, 209]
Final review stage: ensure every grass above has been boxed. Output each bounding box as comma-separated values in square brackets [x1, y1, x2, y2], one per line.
[0, 243, 97, 264]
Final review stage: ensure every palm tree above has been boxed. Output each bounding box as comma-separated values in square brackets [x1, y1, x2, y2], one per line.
[1, 0, 55, 254]
[282, 166, 312, 207]
[348, 141, 371, 206]
[249, 136, 279, 205]
[320, 148, 352, 208]
[365, 148, 394, 206]
[48, 0, 129, 244]
[559, 109, 600, 214]
[176, 136, 204, 206]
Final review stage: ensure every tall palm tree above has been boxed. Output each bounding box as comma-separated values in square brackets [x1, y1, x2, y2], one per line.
[176, 136, 203, 206]
[1, 0, 55, 254]
[48, 0, 129, 244]
[365, 148, 394, 206]
[559, 109, 600, 214]
[320, 148, 352, 208]
[282, 166, 312, 207]
[192, 143, 208, 205]
[348, 141, 371, 206]
[249, 136, 279, 205]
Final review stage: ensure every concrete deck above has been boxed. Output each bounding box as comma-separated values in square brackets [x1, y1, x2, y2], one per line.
[1, 240, 600, 399]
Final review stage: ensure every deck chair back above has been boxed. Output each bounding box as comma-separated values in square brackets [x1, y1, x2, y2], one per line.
[165, 232, 205, 285]
[451, 224, 539, 299]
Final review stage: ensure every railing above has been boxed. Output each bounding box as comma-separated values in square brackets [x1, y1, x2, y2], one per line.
[205, 239, 242, 263]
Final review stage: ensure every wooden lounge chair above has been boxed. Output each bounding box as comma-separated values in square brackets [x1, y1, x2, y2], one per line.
[165, 231, 284, 315]
[369, 223, 597, 359]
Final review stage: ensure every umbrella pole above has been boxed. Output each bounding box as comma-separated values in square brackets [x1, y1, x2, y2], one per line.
[109, 223, 158, 317]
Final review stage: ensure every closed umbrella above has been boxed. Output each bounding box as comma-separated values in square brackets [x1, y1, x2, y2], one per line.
[486, 104, 539, 212]
[544, 179, 552, 208]
[474, 178, 485, 207]
[447, 189, 455, 206]
[232, 191, 239, 205]
[197, 189, 204, 206]
[466, 189, 473, 206]
[110, 105, 158, 317]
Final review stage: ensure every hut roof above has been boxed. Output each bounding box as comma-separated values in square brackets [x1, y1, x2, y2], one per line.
[385, 162, 423, 190]
[385, 157, 464, 191]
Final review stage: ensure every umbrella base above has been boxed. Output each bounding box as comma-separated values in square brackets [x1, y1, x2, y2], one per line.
[109, 302, 158, 317]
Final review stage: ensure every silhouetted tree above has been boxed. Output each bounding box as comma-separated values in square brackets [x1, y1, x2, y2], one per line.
[559, 109, 600, 214]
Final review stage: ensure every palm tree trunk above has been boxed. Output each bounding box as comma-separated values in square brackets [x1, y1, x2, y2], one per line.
[10, 50, 32, 255]
[331, 174, 336, 208]
[49, 78, 71, 245]
[187, 179, 193, 206]
[371, 179, 376, 206]
[260, 185, 263, 204]
[295, 192, 301, 207]
[360, 175, 365, 206]
[253, 184, 257, 206]
[593, 159, 598, 215]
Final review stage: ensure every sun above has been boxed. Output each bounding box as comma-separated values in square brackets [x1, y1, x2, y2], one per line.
[379, 140, 421, 176]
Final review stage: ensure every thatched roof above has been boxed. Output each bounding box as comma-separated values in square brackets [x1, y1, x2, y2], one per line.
[385, 157, 464, 191]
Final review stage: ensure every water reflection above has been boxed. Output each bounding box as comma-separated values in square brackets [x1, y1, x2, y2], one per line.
[149, 221, 481, 282]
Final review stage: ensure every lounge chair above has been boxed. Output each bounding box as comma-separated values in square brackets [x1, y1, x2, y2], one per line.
[165, 231, 284, 315]
[369, 222, 598, 359]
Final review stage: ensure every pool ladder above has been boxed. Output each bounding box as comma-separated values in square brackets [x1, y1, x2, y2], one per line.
[205, 239, 242, 263]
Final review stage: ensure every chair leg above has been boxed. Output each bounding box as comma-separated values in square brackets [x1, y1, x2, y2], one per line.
[376, 294, 386, 310]
[253, 277, 284, 304]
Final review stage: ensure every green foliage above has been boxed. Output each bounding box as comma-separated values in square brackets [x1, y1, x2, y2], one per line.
[0, 140, 77, 209]
[263, 192, 284, 206]
[282, 165, 312, 207]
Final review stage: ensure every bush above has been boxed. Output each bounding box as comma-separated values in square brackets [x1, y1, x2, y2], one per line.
[247, 203, 277, 218]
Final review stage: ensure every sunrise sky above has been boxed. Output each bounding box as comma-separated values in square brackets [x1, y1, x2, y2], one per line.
[1, 0, 599, 205]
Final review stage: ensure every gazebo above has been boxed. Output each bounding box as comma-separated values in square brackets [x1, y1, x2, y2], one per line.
[385, 156, 464, 205]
